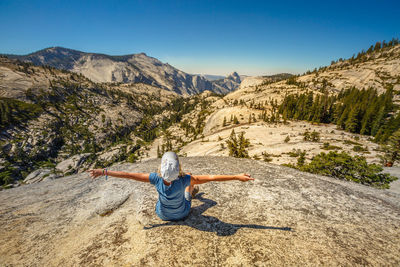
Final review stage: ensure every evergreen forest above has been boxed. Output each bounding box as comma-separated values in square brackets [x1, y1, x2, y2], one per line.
[278, 86, 399, 143]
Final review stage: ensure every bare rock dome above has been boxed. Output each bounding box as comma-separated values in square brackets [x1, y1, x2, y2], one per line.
[0, 157, 399, 266]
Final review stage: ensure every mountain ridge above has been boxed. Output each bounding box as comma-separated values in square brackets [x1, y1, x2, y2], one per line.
[6, 47, 242, 95]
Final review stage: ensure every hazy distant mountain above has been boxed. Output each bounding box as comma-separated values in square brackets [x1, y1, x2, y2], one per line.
[199, 74, 225, 81]
[7, 47, 241, 95]
[211, 71, 242, 92]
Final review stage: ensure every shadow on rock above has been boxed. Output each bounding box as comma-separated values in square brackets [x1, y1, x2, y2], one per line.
[143, 193, 292, 236]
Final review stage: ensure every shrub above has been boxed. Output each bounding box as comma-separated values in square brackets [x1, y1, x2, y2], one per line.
[304, 130, 320, 142]
[261, 152, 272, 162]
[284, 136, 290, 143]
[322, 142, 341, 150]
[353, 145, 368, 152]
[0, 170, 13, 186]
[288, 149, 302, 157]
[303, 130, 311, 141]
[299, 151, 397, 188]
[344, 140, 362, 146]
[310, 131, 320, 142]
[127, 153, 138, 163]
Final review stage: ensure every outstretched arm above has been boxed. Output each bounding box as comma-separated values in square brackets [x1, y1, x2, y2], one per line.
[191, 173, 254, 185]
[87, 169, 150, 183]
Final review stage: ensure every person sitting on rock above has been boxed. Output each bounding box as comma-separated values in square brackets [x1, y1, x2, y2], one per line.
[87, 151, 254, 221]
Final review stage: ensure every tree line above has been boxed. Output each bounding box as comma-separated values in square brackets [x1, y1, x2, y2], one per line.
[278, 86, 398, 143]
[302, 38, 400, 75]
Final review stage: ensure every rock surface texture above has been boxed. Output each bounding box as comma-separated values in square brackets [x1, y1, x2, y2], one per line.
[0, 157, 399, 266]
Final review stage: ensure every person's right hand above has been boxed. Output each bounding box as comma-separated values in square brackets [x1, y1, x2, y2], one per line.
[236, 173, 254, 182]
[87, 169, 103, 179]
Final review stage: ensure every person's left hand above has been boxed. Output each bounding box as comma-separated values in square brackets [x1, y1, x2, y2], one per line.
[87, 169, 103, 179]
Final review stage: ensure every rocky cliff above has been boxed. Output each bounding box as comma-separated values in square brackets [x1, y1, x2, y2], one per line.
[1, 157, 399, 266]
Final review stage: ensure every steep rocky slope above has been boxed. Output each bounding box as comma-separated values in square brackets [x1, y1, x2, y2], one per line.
[7, 47, 241, 95]
[0, 157, 399, 266]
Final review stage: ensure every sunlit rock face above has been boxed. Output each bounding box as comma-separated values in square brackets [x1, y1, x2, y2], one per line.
[1, 157, 399, 266]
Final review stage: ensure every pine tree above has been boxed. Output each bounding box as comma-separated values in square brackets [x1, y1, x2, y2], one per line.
[297, 151, 306, 167]
[237, 132, 250, 158]
[345, 105, 360, 133]
[157, 145, 161, 158]
[303, 130, 311, 141]
[226, 129, 238, 157]
[223, 116, 227, 127]
[226, 130, 250, 158]
[233, 116, 239, 124]
[371, 106, 385, 136]
[270, 113, 276, 123]
[386, 129, 400, 164]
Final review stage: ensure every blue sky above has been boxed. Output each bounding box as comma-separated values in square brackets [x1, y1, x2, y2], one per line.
[0, 0, 399, 76]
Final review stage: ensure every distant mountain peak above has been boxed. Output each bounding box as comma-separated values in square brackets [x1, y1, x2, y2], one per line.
[227, 71, 241, 83]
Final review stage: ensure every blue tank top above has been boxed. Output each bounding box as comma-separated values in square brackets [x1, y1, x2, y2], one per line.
[149, 172, 192, 221]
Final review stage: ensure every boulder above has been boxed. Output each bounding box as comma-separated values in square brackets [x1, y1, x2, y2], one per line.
[42, 173, 62, 182]
[97, 145, 125, 162]
[94, 183, 131, 216]
[23, 168, 52, 184]
[55, 153, 91, 174]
